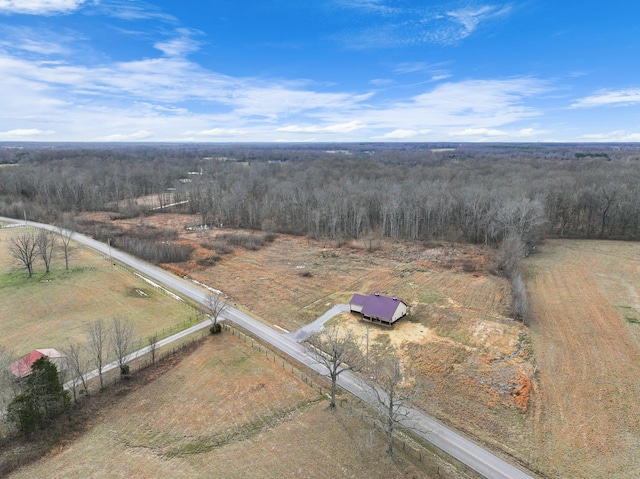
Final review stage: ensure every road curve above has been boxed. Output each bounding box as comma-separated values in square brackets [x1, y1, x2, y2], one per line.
[1, 217, 536, 479]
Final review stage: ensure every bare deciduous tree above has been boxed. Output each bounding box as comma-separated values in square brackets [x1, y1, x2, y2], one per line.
[36, 230, 56, 273]
[148, 333, 159, 365]
[308, 326, 363, 410]
[494, 233, 527, 277]
[511, 272, 530, 324]
[10, 230, 38, 277]
[86, 319, 107, 390]
[205, 292, 228, 334]
[368, 353, 424, 457]
[109, 316, 135, 377]
[64, 342, 91, 403]
[57, 225, 74, 270]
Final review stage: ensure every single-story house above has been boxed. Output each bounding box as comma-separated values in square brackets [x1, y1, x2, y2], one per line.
[8, 348, 66, 379]
[350, 292, 408, 326]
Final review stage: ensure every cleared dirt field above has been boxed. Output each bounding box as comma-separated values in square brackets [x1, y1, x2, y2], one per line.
[79, 213, 535, 469]
[526, 240, 640, 478]
[6, 335, 431, 479]
[0, 227, 198, 356]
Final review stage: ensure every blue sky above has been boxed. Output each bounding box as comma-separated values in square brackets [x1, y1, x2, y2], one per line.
[0, 0, 639, 142]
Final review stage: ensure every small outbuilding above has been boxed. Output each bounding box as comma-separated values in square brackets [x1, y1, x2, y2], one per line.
[8, 349, 66, 379]
[350, 292, 408, 326]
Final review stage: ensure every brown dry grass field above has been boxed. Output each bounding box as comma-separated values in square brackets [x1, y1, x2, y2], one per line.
[80, 213, 536, 470]
[12, 213, 640, 478]
[0, 227, 198, 356]
[6, 335, 432, 479]
[526, 239, 640, 479]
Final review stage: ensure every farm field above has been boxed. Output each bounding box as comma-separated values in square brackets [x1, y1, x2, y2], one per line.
[6, 335, 432, 479]
[0, 227, 198, 356]
[80, 213, 536, 470]
[526, 240, 640, 478]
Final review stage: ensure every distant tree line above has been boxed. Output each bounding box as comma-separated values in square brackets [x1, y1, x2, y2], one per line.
[1, 143, 640, 245]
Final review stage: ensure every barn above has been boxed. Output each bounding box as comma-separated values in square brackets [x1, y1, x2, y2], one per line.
[8, 349, 67, 379]
[349, 292, 408, 326]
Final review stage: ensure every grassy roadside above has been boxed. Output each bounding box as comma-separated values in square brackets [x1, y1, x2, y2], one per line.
[0, 228, 198, 356]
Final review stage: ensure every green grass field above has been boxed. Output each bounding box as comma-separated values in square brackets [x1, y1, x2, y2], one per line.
[0, 227, 198, 357]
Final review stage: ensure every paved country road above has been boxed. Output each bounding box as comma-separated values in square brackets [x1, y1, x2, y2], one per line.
[1, 217, 536, 479]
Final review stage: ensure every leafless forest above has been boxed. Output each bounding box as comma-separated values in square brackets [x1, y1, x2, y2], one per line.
[2, 143, 639, 246]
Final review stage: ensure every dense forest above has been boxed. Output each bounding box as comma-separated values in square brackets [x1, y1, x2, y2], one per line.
[1, 142, 639, 246]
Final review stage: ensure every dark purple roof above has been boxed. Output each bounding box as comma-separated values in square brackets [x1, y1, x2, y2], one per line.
[349, 293, 368, 307]
[350, 293, 405, 321]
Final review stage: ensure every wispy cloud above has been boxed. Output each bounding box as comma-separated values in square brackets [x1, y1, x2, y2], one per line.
[335, 0, 398, 15]
[188, 128, 247, 138]
[277, 121, 365, 134]
[93, 0, 177, 22]
[580, 130, 640, 142]
[375, 128, 432, 140]
[95, 130, 152, 141]
[0, 25, 76, 55]
[0, 128, 54, 139]
[337, 2, 512, 48]
[445, 127, 545, 141]
[0, 36, 549, 141]
[154, 29, 202, 57]
[447, 4, 512, 40]
[571, 88, 640, 108]
[0, 0, 551, 142]
[0, 0, 86, 15]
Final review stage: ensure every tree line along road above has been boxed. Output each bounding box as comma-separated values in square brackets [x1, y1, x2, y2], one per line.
[0, 217, 537, 479]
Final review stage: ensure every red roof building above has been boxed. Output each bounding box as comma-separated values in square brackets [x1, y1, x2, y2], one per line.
[8, 349, 66, 378]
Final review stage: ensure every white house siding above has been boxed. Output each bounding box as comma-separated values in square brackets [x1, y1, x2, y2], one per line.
[392, 302, 408, 322]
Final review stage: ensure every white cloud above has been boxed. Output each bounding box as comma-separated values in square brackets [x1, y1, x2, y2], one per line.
[446, 5, 511, 39]
[392, 61, 451, 81]
[0, 9, 549, 145]
[450, 127, 506, 137]
[0, 25, 79, 58]
[0, 128, 54, 139]
[277, 121, 365, 134]
[94, 0, 177, 22]
[571, 88, 640, 108]
[339, 2, 512, 48]
[154, 29, 202, 57]
[336, 0, 397, 15]
[378, 129, 418, 139]
[95, 130, 152, 141]
[0, 0, 85, 15]
[580, 130, 640, 142]
[361, 78, 546, 130]
[189, 128, 247, 137]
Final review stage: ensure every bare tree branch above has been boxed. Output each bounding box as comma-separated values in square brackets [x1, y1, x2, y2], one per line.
[64, 341, 91, 402]
[109, 316, 135, 377]
[57, 225, 74, 270]
[308, 326, 363, 410]
[10, 230, 38, 277]
[86, 319, 107, 390]
[36, 230, 56, 273]
[367, 352, 425, 456]
[204, 292, 228, 334]
[147, 333, 159, 365]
